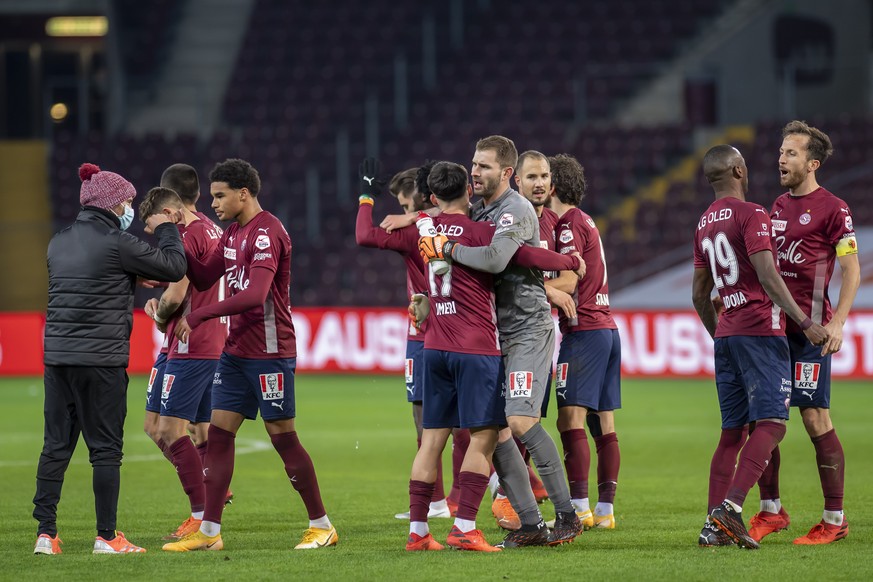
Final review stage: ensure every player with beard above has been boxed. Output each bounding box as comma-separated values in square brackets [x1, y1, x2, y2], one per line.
[419, 135, 585, 545]
[691, 145, 827, 549]
[749, 121, 860, 545]
[355, 159, 456, 520]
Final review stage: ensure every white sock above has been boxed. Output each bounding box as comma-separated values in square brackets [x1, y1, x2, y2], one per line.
[454, 518, 476, 533]
[200, 520, 220, 537]
[572, 498, 590, 513]
[488, 472, 500, 497]
[410, 521, 429, 537]
[822, 509, 844, 526]
[725, 500, 742, 513]
[759, 499, 781, 514]
[310, 515, 332, 530]
[429, 499, 448, 511]
[595, 502, 613, 516]
[192, 511, 204, 520]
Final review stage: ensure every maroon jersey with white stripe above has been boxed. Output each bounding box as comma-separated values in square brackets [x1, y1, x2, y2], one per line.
[539, 207, 559, 280]
[168, 214, 227, 359]
[221, 211, 296, 358]
[423, 214, 499, 356]
[770, 187, 857, 334]
[693, 197, 784, 337]
[555, 208, 616, 333]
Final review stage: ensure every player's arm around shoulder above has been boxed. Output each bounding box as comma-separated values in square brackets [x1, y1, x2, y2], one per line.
[449, 208, 532, 273]
[118, 223, 187, 282]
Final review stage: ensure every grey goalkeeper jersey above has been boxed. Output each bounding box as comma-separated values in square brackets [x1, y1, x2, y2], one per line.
[451, 187, 553, 337]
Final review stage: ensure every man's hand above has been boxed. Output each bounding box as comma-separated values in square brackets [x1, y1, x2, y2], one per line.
[418, 235, 449, 262]
[174, 316, 193, 344]
[712, 294, 725, 317]
[408, 293, 430, 330]
[803, 322, 829, 348]
[145, 211, 177, 232]
[137, 278, 163, 288]
[144, 298, 168, 332]
[380, 213, 417, 233]
[571, 252, 586, 278]
[821, 318, 844, 356]
[545, 286, 576, 319]
[358, 157, 383, 197]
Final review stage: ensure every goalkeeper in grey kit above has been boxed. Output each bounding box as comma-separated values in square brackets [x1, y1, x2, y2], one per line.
[419, 135, 586, 545]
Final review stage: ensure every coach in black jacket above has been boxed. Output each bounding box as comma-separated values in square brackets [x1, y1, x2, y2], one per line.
[33, 163, 187, 555]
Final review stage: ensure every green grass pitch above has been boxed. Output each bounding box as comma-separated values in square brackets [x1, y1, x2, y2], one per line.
[0, 375, 870, 581]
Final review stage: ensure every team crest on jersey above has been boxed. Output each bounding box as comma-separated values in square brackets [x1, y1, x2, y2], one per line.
[799, 213, 811, 225]
[845, 216, 853, 230]
[147, 367, 158, 393]
[555, 363, 569, 389]
[508, 371, 533, 399]
[793, 362, 820, 391]
[161, 374, 175, 400]
[255, 234, 271, 250]
[405, 358, 414, 384]
[559, 230, 573, 244]
[259, 372, 284, 400]
[498, 213, 514, 227]
[224, 246, 236, 259]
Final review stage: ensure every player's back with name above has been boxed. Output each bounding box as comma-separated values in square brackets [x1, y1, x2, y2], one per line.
[221, 211, 296, 358]
[426, 214, 499, 356]
[169, 214, 227, 359]
[693, 196, 783, 338]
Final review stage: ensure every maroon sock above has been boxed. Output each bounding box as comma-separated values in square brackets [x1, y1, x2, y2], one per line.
[812, 429, 844, 511]
[169, 436, 206, 513]
[448, 429, 470, 505]
[270, 431, 326, 520]
[708, 426, 748, 513]
[427, 438, 446, 502]
[157, 438, 174, 463]
[727, 421, 785, 507]
[560, 429, 589, 500]
[202, 425, 235, 524]
[456, 471, 490, 522]
[195, 441, 208, 468]
[409, 480, 434, 523]
[757, 444, 781, 501]
[594, 432, 620, 504]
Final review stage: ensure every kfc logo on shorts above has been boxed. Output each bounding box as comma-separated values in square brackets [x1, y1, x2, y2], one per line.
[559, 230, 574, 244]
[498, 213, 514, 227]
[508, 371, 533, 399]
[147, 367, 158, 393]
[555, 363, 568, 389]
[260, 372, 284, 401]
[405, 358, 414, 384]
[161, 374, 175, 400]
[793, 362, 820, 391]
[255, 234, 271, 250]
[799, 213, 811, 225]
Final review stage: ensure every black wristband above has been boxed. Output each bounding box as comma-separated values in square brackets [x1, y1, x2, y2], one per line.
[442, 240, 457, 258]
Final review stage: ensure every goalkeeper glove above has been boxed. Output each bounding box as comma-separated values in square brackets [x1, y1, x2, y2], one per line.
[418, 235, 450, 262]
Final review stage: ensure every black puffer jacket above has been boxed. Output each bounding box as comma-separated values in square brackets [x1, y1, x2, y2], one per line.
[44, 207, 187, 367]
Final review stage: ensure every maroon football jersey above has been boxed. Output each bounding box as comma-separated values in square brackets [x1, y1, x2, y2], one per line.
[539, 207, 559, 280]
[355, 204, 427, 340]
[419, 214, 500, 356]
[168, 214, 227, 359]
[693, 197, 784, 337]
[220, 211, 296, 358]
[770, 187, 857, 334]
[555, 208, 616, 334]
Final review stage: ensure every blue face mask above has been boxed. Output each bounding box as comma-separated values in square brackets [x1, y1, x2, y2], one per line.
[118, 203, 134, 230]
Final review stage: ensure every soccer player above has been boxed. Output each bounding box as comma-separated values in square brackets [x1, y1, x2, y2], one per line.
[749, 121, 860, 545]
[162, 159, 336, 552]
[34, 163, 186, 556]
[691, 145, 827, 549]
[419, 135, 584, 545]
[355, 159, 453, 519]
[138, 183, 227, 541]
[547, 153, 621, 530]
